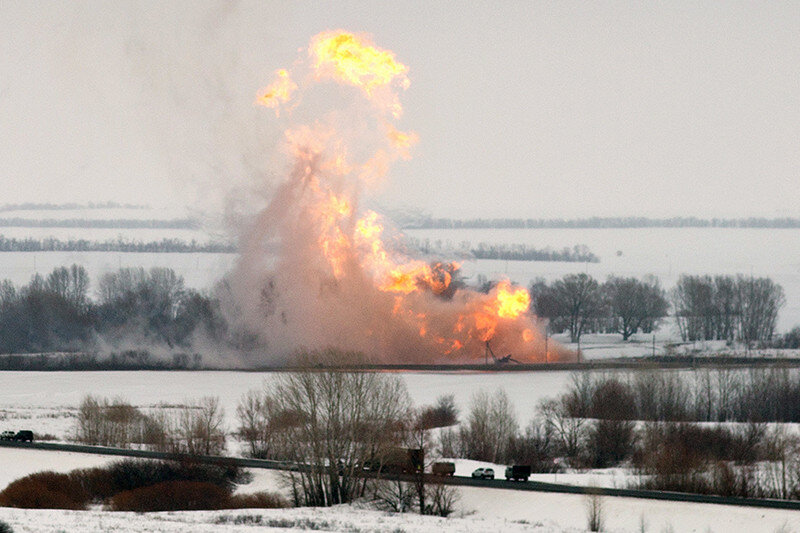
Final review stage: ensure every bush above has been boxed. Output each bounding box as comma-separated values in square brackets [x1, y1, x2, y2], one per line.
[226, 491, 288, 509]
[67, 458, 244, 503]
[109, 481, 229, 512]
[417, 395, 459, 429]
[588, 419, 636, 468]
[0, 471, 88, 509]
[0, 520, 13, 533]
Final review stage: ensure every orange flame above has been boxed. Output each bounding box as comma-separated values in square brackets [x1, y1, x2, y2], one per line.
[255, 69, 297, 115]
[246, 30, 551, 363]
[310, 31, 410, 118]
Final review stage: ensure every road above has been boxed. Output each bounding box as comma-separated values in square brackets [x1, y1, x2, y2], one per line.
[2, 440, 800, 510]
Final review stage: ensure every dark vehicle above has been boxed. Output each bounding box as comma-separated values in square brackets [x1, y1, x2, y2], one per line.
[471, 467, 494, 480]
[432, 461, 455, 476]
[364, 447, 424, 474]
[14, 430, 33, 442]
[0, 431, 15, 441]
[505, 465, 531, 481]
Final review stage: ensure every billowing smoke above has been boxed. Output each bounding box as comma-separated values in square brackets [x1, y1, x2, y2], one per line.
[231, 31, 561, 364]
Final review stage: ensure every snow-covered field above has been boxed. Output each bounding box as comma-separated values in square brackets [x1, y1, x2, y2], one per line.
[2, 448, 800, 532]
[3, 367, 800, 531]
[0, 370, 575, 441]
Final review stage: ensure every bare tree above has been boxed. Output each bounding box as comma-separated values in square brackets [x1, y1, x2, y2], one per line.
[538, 397, 585, 461]
[736, 275, 784, 347]
[459, 389, 518, 463]
[555, 273, 604, 343]
[604, 276, 668, 341]
[672, 275, 715, 341]
[260, 350, 412, 507]
[178, 396, 226, 455]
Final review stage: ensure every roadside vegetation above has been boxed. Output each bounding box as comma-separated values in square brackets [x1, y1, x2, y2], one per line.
[0, 459, 285, 511]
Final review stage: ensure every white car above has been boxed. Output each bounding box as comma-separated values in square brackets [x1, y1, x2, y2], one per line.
[471, 467, 495, 480]
[0, 431, 15, 441]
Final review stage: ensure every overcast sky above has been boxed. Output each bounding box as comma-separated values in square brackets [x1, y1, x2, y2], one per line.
[1, 1, 798, 219]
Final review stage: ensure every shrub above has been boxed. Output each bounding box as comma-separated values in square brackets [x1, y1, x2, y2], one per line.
[226, 491, 289, 509]
[109, 481, 229, 512]
[0, 520, 13, 533]
[590, 378, 637, 420]
[0, 471, 88, 509]
[584, 491, 604, 532]
[588, 419, 636, 468]
[67, 458, 244, 503]
[417, 395, 459, 429]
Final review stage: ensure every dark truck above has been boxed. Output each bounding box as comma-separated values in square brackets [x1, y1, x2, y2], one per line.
[504, 465, 531, 481]
[364, 447, 424, 474]
[0, 430, 33, 442]
[431, 461, 455, 476]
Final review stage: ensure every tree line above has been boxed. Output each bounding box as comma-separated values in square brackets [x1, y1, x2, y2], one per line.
[530, 272, 785, 346]
[0, 235, 235, 253]
[0, 218, 196, 229]
[0, 201, 146, 212]
[402, 216, 800, 229]
[0, 265, 235, 355]
[409, 238, 599, 263]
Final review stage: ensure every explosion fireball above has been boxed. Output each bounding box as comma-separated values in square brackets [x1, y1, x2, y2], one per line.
[235, 30, 559, 363]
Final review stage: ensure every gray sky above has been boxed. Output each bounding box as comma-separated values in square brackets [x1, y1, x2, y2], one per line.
[1, 1, 798, 219]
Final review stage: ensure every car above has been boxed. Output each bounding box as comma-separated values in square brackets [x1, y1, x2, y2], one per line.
[0, 431, 15, 441]
[471, 467, 495, 480]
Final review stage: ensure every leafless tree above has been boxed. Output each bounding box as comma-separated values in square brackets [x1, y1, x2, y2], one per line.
[736, 275, 784, 346]
[459, 389, 518, 463]
[259, 350, 412, 507]
[538, 397, 585, 461]
[604, 276, 668, 340]
[178, 396, 226, 455]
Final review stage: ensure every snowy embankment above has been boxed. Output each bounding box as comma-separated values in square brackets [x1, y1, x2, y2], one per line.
[2, 448, 800, 532]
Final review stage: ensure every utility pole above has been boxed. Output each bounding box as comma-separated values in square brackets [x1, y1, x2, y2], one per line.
[544, 325, 549, 363]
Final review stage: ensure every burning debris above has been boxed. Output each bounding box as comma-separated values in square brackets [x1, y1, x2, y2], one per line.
[232, 30, 563, 363]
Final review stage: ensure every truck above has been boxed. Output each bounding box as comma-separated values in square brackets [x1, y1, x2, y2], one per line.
[504, 465, 531, 481]
[0, 430, 33, 442]
[431, 461, 455, 476]
[364, 447, 424, 474]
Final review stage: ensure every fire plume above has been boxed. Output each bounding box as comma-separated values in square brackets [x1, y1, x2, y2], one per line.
[234, 30, 557, 363]
[255, 69, 297, 114]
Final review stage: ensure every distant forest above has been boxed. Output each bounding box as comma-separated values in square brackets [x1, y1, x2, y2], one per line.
[402, 216, 800, 229]
[0, 236, 235, 253]
[0, 201, 147, 212]
[0, 218, 196, 229]
[409, 238, 599, 263]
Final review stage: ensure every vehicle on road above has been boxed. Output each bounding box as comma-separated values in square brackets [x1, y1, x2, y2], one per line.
[363, 447, 424, 474]
[471, 467, 495, 480]
[0, 430, 33, 442]
[505, 465, 531, 481]
[14, 430, 34, 442]
[432, 461, 455, 476]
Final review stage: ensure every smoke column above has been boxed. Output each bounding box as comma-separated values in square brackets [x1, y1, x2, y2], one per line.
[231, 31, 562, 364]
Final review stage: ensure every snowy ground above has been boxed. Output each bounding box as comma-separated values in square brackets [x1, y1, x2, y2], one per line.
[0, 370, 576, 441]
[2, 448, 800, 532]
